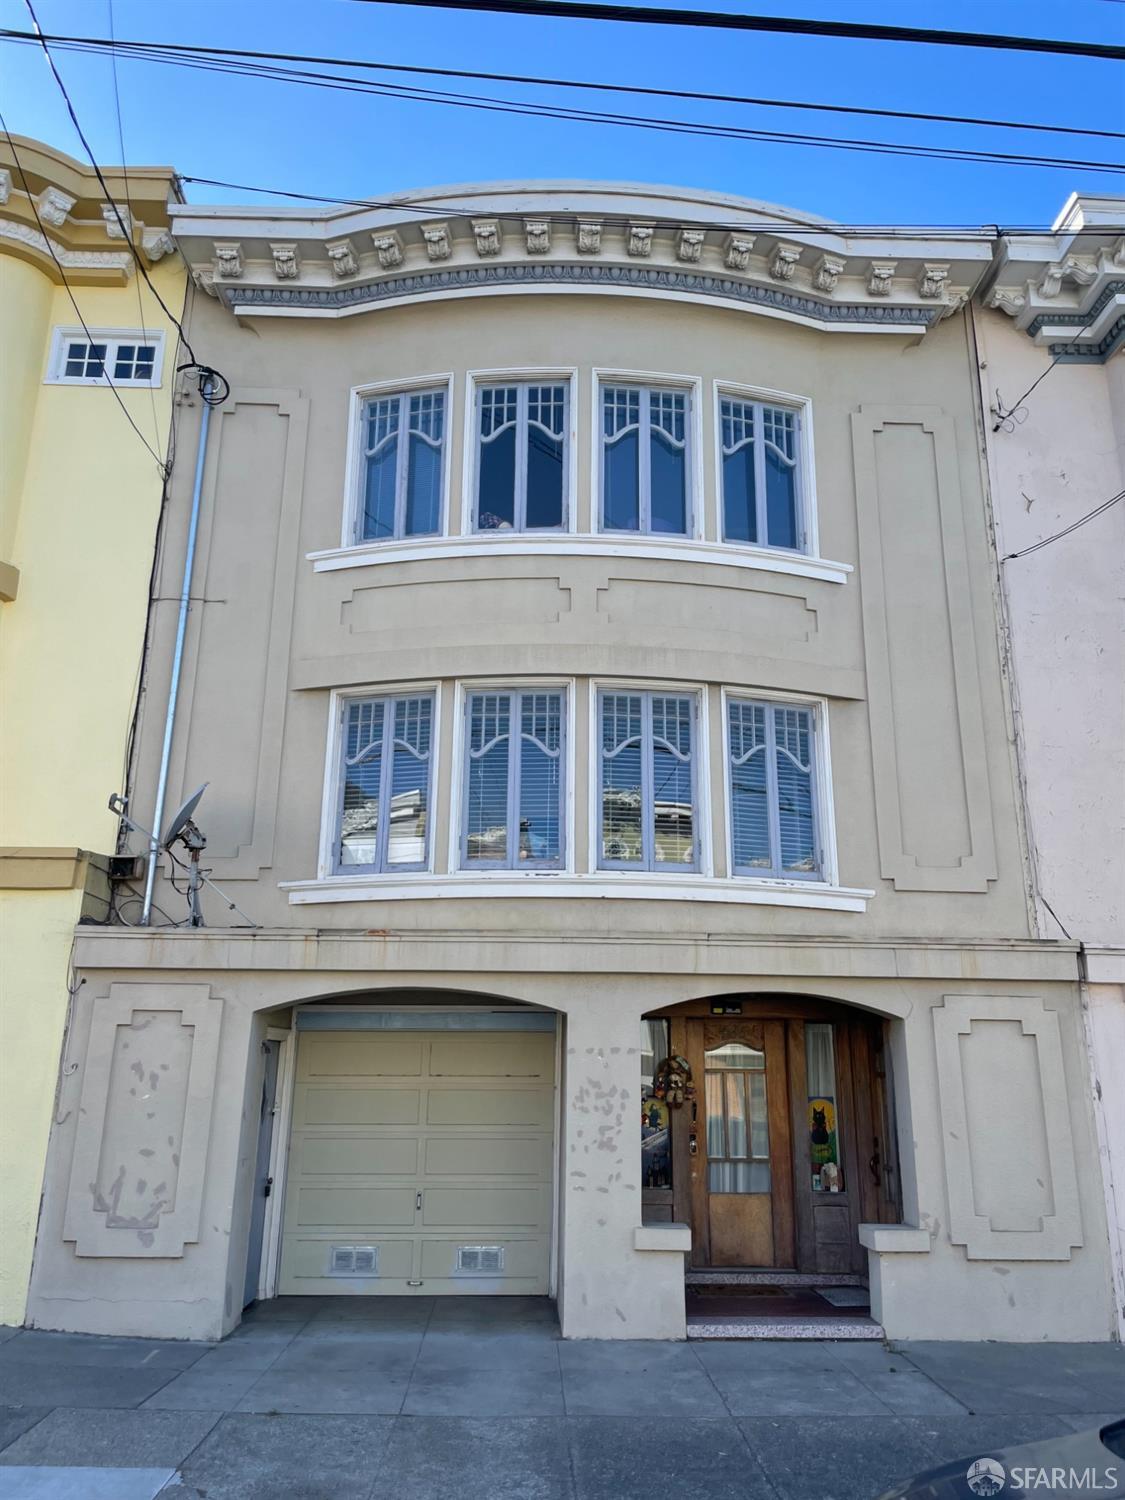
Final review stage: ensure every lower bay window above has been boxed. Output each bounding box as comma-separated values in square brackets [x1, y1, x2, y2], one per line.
[319, 683, 844, 901]
[599, 690, 698, 870]
[336, 693, 434, 872]
[462, 689, 565, 868]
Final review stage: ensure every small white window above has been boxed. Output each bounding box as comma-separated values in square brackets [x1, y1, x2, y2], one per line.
[599, 690, 698, 871]
[474, 381, 569, 532]
[727, 698, 822, 879]
[601, 384, 692, 537]
[46, 327, 165, 388]
[335, 693, 435, 873]
[357, 387, 446, 543]
[720, 396, 805, 552]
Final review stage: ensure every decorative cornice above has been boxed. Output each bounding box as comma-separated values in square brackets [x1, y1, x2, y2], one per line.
[1047, 314, 1125, 363]
[576, 220, 602, 255]
[422, 222, 451, 260]
[270, 241, 299, 279]
[220, 259, 940, 330]
[326, 237, 358, 277]
[0, 168, 12, 205]
[36, 186, 75, 227]
[372, 230, 404, 269]
[0, 217, 133, 275]
[213, 241, 243, 279]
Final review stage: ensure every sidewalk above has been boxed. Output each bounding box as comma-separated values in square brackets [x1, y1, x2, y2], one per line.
[0, 1298, 1121, 1499]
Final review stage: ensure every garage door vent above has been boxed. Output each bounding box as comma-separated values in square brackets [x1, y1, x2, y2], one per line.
[329, 1245, 379, 1276]
[456, 1245, 505, 1273]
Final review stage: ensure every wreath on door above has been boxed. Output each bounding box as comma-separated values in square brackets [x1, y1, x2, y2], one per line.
[653, 1053, 695, 1108]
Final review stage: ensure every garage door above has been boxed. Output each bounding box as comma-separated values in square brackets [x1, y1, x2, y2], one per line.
[278, 1024, 556, 1295]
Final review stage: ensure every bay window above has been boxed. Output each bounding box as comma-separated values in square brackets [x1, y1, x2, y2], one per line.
[336, 694, 434, 871]
[720, 396, 803, 552]
[727, 698, 820, 879]
[601, 384, 692, 536]
[599, 691, 698, 870]
[462, 690, 565, 868]
[359, 388, 446, 542]
[475, 382, 568, 532]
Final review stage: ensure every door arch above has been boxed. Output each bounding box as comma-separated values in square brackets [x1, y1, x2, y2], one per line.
[643, 994, 902, 1273]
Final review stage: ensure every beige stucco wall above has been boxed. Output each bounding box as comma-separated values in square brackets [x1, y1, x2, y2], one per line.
[24, 931, 1115, 1343]
[126, 289, 1028, 942]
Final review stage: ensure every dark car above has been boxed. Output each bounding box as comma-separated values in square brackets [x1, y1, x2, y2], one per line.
[877, 1418, 1125, 1499]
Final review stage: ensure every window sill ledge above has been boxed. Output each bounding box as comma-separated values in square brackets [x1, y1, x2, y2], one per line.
[281, 873, 873, 913]
[308, 533, 852, 586]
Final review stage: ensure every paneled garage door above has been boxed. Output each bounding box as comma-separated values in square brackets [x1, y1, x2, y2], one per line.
[278, 1024, 556, 1295]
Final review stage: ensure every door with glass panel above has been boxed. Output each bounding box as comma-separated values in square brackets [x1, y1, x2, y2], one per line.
[687, 1019, 794, 1268]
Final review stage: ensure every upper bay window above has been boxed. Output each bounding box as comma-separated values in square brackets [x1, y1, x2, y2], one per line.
[599, 691, 698, 870]
[462, 690, 565, 868]
[475, 382, 569, 532]
[728, 698, 820, 879]
[601, 384, 692, 537]
[720, 396, 803, 552]
[336, 693, 434, 872]
[359, 387, 446, 542]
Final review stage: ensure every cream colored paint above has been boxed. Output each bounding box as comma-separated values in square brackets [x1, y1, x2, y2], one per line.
[0, 250, 185, 1327]
[25, 944, 1116, 1343]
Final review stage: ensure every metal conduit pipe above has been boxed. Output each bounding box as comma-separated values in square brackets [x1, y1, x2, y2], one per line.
[141, 377, 214, 925]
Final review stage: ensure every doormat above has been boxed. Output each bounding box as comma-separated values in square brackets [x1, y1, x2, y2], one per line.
[816, 1286, 871, 1307]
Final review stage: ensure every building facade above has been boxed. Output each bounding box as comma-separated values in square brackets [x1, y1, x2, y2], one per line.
[0, 137, 185, 1326]
[978, 196, 1125, 1338]
[22, 183, 1118, 1343]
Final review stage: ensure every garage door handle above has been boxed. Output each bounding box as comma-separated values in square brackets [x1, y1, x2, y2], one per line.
[416, 1191, 423, 1211]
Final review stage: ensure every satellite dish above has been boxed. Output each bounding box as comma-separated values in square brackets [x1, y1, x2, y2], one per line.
[162, 783, 208, 849]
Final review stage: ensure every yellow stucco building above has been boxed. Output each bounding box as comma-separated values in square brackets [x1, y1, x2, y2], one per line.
[0, 137, 184, 1326]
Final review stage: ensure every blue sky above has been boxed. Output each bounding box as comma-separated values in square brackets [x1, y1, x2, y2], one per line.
[0, 0, 1121, 225]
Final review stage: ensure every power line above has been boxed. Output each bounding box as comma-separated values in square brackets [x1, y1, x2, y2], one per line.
[10, 29, 1122, 179]
[353, 0, 1125, 62]
[22, 0, 228, 403]
[1002, 489, 1125, 561]
[0, 116, 169, 475]
[6, 28, 1121, 143]
[170, 175, 1098, 236]
[105, 0, 163, 461]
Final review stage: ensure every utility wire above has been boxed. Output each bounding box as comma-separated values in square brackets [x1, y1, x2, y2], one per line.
[22, 0, 228, 404]
[991, 358, 1062, 432]
[354, 0, 1125, 62]
[105, 0, 162, 460]
[9, 27, 1120, 179]
[6, 28, 1121, 143]
[176, 175, 1117, 240]
[0, 116, 169, 475]
[1002, 489, 1125, 561]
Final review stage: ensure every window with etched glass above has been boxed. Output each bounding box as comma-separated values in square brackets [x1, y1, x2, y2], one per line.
[336, 694, 434, 872]
[475, 382, 568, 531]
[599, 691, 697, 870]
[601, 384, 691, 536]
[728, 699, 820, 879]
[462, 690, 565, 868]
[705, 1041, 770, 1193]
[720, 397, 803, 551]
[359, 388, 446, 542]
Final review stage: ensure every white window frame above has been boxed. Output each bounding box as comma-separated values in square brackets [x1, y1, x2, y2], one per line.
[590, 681, 711, 876]
[45, 326, 166, 388]
[463, 368, 578, 536]
[458, 686, 569, 872]
[448, 678, 577, 877]
[721, 688, 839, 888]
[594, 370, 703, 541]
[341, 374, 454, 548]
[318, 684, 442, 879]
[714, 381, 819, 558]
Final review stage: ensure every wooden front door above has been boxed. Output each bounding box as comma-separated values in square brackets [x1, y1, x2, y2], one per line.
[684, 1019, 795, 1269]
[673, 1008, 900, 1273]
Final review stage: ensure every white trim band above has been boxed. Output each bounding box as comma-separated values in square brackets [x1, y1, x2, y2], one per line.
[281, 871, 874, 912]
[308, 532, 852, 585]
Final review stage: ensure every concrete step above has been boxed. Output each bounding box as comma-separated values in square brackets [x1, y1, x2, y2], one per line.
[685, 1269, 868, 1287]
[687, 1315, 885, 1341]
